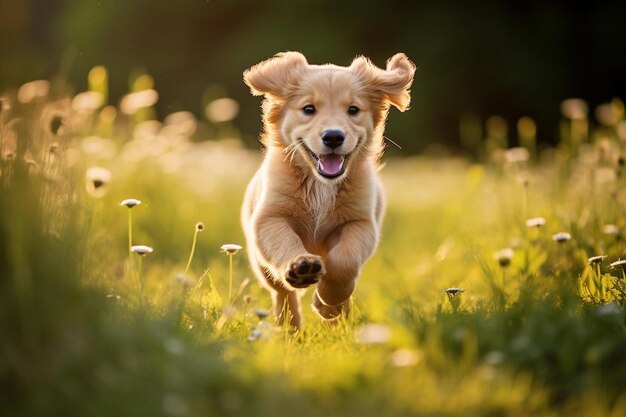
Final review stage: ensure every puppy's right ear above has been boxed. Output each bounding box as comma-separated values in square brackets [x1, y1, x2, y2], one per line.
[243, 52, 308, 98]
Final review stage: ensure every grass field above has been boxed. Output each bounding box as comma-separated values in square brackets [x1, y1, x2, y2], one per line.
[2, 79, 626, 416]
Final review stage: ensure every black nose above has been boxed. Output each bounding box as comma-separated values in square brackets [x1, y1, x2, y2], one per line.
[322, 129, 345, 149]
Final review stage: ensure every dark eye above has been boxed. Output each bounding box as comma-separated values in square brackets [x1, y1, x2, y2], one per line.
[348, 105, 360, 115]
[302, 105, 316, 115]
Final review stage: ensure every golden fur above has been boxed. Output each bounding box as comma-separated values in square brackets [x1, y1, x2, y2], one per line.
[241, 52, 415, 327]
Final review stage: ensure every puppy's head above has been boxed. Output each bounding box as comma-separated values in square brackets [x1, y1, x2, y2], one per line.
[244, 52, 415, 181]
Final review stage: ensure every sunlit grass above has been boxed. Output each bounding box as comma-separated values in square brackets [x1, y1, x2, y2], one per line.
[1, 75, 626, 416]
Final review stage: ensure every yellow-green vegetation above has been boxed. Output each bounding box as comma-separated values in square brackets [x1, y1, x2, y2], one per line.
[2, 78, 626, 417]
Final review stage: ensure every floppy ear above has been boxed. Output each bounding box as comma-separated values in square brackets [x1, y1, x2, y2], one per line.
[243, 52, 308, 98]
[351, 53, 416, 111]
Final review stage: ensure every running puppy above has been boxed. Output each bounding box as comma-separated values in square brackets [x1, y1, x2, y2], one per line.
[241, 52, 415, 327]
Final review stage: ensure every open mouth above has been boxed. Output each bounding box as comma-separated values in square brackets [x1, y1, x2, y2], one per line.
[302, 143, 349, 179]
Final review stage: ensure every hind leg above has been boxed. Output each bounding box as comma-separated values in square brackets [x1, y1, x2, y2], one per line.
[272, 289, 302, 328]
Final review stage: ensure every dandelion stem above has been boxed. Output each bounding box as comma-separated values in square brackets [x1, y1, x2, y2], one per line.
[228, 253, 233, 304]
[128, 209, 133, 253]
[184, 228, 199, 276]
[137, 255, 144, 306]
[597, 264, 606, 302]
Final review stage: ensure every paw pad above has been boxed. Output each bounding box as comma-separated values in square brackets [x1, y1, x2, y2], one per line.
[285, 255, 325, 289]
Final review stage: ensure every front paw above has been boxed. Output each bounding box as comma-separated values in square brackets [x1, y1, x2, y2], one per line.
[285, 255, 325, 289]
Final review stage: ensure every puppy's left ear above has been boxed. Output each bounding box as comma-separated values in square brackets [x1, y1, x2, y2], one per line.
[352, 53, 416, 111]
[243, 52, 308, 98]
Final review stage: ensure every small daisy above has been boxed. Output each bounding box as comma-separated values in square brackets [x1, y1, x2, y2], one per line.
[444, 287, 465, 297]
[526, 217, 546, 228]
[494, 248, 514, 267]
[603, 224, 620, 236]
[588, 255, 607, 265]
[560, 98, 588, 120]
[356, 323, 392, 344]
[220, 244, 242, 255]
[120, 198, 142, 208]
[390, 349, 421, 368]
[72, 91, 104, 111]
[504, 147, 530, 164]
[176, 273, 192, 288]
[131, 245, 153, 255]
[609, 259, 626, 270]
[552, 232, 571, 243]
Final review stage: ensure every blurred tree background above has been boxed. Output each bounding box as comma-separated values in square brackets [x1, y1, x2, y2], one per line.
[1, 0, 625, 153]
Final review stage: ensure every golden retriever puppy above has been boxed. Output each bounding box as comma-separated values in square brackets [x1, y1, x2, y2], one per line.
[241, 52, 415, 328]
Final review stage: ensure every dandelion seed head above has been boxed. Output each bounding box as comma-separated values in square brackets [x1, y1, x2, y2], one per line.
[120, 198, 142, 208]
[390, 349, 421, 368]
[588, 255, 607, 265]
[131, 245, 154, 255]
[205, 98, 239, 123]
[356, 323, 392, 344]
[120, 89, 159, 115]
[561, 98, 588, 120]
[195, 222, 205, 232]
[552, 232, 571, 243]
[164, 111, 197, 137]
[220, 244, 242, 255]
[603, 224, 620, 236]
[526, 217, 546, 228]
[595, 103, 618, 126]
[72, 91, 104, 111]
[504, 147, 530, 164]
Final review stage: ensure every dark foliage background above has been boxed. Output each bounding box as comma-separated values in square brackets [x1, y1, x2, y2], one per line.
[1, 0, 625, 152]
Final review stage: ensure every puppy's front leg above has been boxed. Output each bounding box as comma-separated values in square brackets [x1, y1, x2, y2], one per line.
[313, 220, 378, 320]
[253, 215, 326, 289]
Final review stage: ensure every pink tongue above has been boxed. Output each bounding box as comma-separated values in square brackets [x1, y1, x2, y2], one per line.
[318, 154, 344, 176]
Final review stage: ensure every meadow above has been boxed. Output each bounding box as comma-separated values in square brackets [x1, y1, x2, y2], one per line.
[1, 72, 626, 417]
